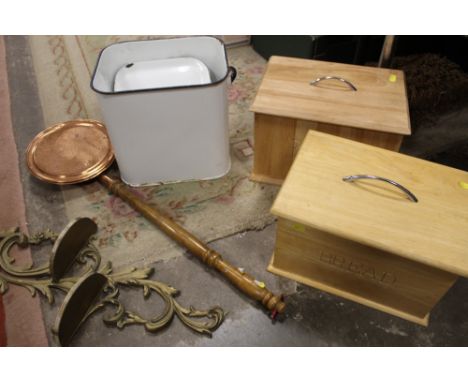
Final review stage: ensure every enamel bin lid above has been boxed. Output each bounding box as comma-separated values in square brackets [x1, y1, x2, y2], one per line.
[272, 130, 468, 276]
[251, 56, 411, 135]
[113, 57, 211, 92]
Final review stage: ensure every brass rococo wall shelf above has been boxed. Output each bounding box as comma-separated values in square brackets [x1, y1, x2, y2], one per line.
[0, 218, 224, 346]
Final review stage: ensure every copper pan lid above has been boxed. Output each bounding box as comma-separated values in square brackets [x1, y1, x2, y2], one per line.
[26, 120, 114, 185]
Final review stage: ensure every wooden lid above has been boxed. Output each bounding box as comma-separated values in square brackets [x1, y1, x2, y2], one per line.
[251, 56, 411, 135]
[272, 130, 468, 276]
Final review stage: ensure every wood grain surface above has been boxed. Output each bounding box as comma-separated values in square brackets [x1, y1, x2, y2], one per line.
[251, 113, 403, 185]
[251, 56, 411, 135]
[272, 130, 468, 277]
[269, 218, 457, 325]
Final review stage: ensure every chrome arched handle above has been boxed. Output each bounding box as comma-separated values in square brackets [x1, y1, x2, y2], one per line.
[310, 76, 357, 91]
[342, 175, 418, 203]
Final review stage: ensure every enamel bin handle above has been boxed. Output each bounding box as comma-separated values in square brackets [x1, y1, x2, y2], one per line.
[229, 66, 237, 83]
[342, 174, 418, 203]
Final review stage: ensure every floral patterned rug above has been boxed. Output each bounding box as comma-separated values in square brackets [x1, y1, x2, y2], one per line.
[29, 36, 278, 268]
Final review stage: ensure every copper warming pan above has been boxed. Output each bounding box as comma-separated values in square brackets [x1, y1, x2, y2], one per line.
[26, 120, 285, 316]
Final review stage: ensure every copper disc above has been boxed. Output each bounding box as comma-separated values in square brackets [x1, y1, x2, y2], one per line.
[26, 120, 114, 185]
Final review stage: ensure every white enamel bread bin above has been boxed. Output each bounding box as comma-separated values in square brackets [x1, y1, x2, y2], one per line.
[91, 36, 236, 186]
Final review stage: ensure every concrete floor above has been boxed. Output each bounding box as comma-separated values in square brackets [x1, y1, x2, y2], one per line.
[5, 36, 468, 346]
[60, 224, 468, 346]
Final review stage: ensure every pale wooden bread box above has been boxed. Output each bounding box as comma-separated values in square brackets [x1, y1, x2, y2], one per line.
[268, 130, 468, 326]
[250, 56, 411, 185]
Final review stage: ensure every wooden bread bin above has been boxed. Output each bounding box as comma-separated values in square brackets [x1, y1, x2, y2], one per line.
[268, 130, 468, 326]
[250, 56, 411, 185]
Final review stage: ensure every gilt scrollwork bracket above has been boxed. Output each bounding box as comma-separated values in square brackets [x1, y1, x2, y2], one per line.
[0, 218, 225, 346]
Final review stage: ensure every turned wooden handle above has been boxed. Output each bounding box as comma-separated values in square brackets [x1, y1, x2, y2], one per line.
[98, 174, 286, 315]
